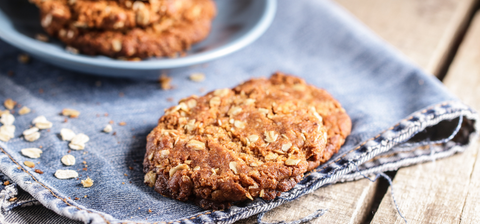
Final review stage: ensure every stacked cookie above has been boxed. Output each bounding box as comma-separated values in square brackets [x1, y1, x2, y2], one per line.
[31, 0, 217, 59]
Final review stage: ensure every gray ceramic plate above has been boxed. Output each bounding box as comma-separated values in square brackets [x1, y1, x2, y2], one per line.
[0, 0, 276, 77]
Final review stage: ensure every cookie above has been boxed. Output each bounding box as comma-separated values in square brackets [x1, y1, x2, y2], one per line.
[32, 0, 216, 58]
[143, 72, 352, 209]
[32, 0, 200, 30]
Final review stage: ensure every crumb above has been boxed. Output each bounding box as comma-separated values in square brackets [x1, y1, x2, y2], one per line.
[124, 173, 128, 176]
[113, 132, 117, 136]
[84, 195, 87, 198]
[167, 97, 174, 102]
[82, 168, 87, 171]
[199, 87, 206, 93]
[39, 146, 43, 149]
[39, 88, 44, 94]
[119, 92, 124, 97]
[96, 114, 100, 117]
[148, 209, 152, 213]
[128, 166, 133, 170]
[34, 169, 44, 174]
[122, 182, 125, 184]
[119, 122, 126, 126]
[95, 81, 102, 87]
[64, 118, 68, 123]
[9, 197, 17, 202]
[104, 113, 108, 117]
[81, 177, 94, 188]
[3, 181, 10, 185]
[7, 71, 14, 76]
[74, 197, 79, 200]
[109, 120, 114, 124]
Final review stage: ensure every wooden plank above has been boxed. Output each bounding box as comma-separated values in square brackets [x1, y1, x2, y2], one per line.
[371, 11, 480, 224]
[236, 179, 379, 224]
[335, 0, 477, 76]
[235, 1, 477, 223]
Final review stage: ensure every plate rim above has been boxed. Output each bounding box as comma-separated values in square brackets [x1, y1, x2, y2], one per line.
[0, 0, 277, 70]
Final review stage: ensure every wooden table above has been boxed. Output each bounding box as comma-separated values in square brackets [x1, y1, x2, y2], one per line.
[238, 0, 480, 223]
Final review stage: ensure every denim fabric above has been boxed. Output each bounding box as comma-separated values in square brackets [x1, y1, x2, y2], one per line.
[0, 0, 477, 223]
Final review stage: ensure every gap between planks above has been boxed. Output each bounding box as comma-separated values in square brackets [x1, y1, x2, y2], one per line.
[371, 10, 480, 224]
[235, 0, 478, 223]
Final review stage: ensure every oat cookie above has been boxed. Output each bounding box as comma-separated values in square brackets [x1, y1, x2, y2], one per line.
[32, 0, 203, 30]
[143, 72, 352, 209]
[31, 0, 216, 58]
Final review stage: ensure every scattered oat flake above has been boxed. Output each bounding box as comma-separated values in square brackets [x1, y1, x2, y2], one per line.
[62, 108, 80, 118]
[60, 128, 76, 141]
[103, 124, 113, 133]
[25, 164, 35, 170]
[4, 99, 16, 110]
[18, 106, 31, 115]
[35, 34, 49, 42]
[18, 54, 29, 63]
[0, 113, 15, 125]
[55, 170, 79, 179]
[61, 154, 76, 166]
[66, 46, 79, 54]
[25, 132, 40, 142]
[119, 122, 126, 126]
[189, 73, 205, 82]
[32, 116, 52, 129]
[21, 148, 43, 159]
[34, 169, 43, 174]
[159, 74, 172, 90]
[81, 177, 94, 188]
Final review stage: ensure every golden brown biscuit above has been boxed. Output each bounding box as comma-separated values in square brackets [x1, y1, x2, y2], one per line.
[32, 0, 216, 58]
[143, 72, 352, 209]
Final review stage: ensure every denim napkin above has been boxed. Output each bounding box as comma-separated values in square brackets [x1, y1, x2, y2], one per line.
[0, 0, 477, 223]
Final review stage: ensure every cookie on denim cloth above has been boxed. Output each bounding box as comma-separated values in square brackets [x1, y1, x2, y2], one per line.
[32, 0, 216, 58]
[143, 72, 352, 209]
[31, 0, 205, 30]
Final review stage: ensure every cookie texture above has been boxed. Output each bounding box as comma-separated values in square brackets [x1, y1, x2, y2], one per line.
[31, 0, 216, 58]
[143, 72, 352, 209]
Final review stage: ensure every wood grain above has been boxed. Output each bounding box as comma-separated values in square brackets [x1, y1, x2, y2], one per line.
[234, 1, 478, 223]
[236, 179, 379, 224]
[371, 11, 480, 224]
[335, 0, 477, 76]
